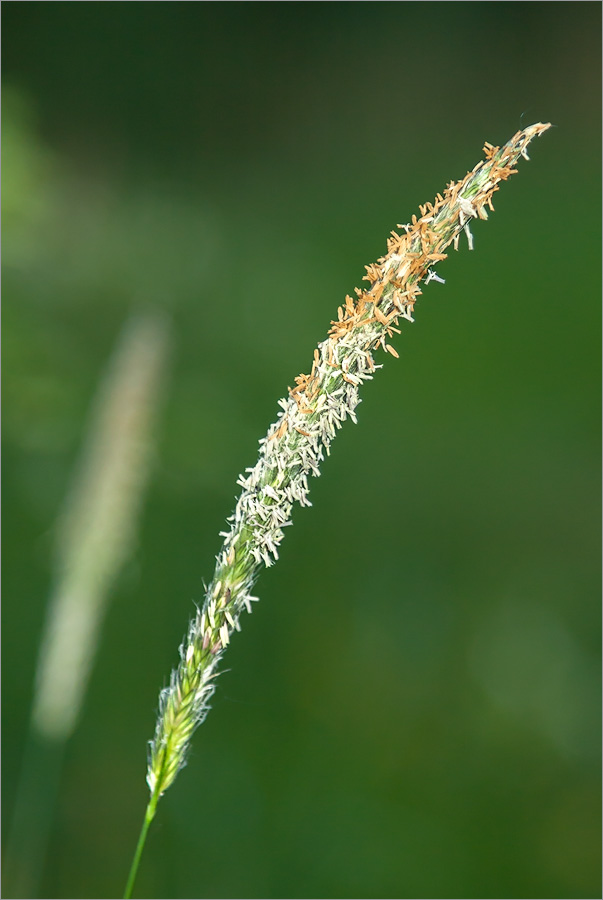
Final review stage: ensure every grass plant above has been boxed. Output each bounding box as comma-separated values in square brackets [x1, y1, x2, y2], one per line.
[3, 312, 170, 900]
[125, 123, 551, 898]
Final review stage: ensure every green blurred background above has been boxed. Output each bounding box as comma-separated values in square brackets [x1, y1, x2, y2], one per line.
[2, 3, 601, 898]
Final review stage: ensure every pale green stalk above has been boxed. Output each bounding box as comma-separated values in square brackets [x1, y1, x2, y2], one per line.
[4, 312, 170, 900]
[33, 312, 170, 740]
[126, 124, 550, 898]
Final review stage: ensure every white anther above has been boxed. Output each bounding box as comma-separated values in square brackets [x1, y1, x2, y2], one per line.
[424, 268, 446, 285]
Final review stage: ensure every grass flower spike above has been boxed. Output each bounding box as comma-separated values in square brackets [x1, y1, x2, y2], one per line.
[126, 123, 550, 898]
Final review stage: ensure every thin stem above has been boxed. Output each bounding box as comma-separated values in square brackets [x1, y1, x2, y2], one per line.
[123, 789, 159, 899]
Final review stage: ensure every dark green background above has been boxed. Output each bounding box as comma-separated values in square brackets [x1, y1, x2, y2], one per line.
[2, 3, 601, 898]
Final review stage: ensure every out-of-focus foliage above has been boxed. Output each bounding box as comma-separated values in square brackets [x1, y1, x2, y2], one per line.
[2, 4, 600, 899]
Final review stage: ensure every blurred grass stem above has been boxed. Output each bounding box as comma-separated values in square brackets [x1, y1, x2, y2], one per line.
[4, 311, 170, 899]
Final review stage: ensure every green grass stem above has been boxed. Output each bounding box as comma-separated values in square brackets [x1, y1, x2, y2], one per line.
[123, 790, 160, 899]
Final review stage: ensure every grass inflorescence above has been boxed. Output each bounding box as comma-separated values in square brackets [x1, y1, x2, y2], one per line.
[125, 123, 551, 899]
